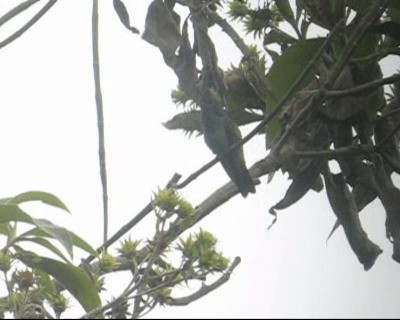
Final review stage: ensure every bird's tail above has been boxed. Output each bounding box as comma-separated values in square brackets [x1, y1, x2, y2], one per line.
[220, 157, 256, 197]
[236, 169, 256, 198]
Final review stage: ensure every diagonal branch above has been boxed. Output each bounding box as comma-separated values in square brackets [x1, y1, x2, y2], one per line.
[82, 174, 181, 265]
[0, 0, 57, 50]
[167, 256, 241, 306]
[0, 0, 40, 28]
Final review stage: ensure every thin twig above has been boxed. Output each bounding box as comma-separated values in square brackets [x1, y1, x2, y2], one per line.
[352, 47, 400, 63]
[0, 0, 57, 50]
[175, 156, 217, 189]
[376, 122, 400, 149]
[92, 0, 109, 244]
[0, 0, 40, 28]
[83, 174, 181, 265]
[208, 10, 276, 101]
[294, 144, 374, 159]
[323, 1, 387, 88]
[168, 256, 241, 306]
[132, 241, 163, 318]
[317, 73, 400, 99]
[80, 295, 127, 319]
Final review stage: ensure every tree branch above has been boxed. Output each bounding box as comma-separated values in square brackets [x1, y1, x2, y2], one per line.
[0, 0, 57, 50]
[226, 18, 343, 152]
[208, 10, 276, 101]
[0, 0, 40, 28]
[318, 73, 400, 99]
[323, 1, 387, 88]
[83, 174, 181, 265]
[293, 144, 374, 159]
[92, 0, 109, 244]
[167, 256, 241, 306]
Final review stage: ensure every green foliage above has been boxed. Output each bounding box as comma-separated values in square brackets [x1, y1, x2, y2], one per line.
[99, 250, 118, 273]
[157, 0, 400, 272]
[178, 229, 230, 273]
[19, 254, 102, 313]
[265, 38, 324, 146]
[118, 237, 141, 259]
[5, 191, 70, 213]
[153, 188, 181, 213]
[153, 188, 196, 220]
[228, 0, 250, 19]
[0, 190, 99, 318]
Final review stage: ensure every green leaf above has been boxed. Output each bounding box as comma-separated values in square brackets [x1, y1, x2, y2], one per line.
[263, 29, 296, 46]
[347, 0, 374, 15]
[0, 204, 74, 259]
[0, 198, 11, 204]
[295, 0, 305, 22]
[0, 204, 36, 224]
[21, 227, 98, 258]
[17, 237, 70, 263]
[388, 0, 400, 10]
[31, 218, 74, 260]
[275, 0, 294, 22]
[68, 232, 99, 258]
[270, 159, 324, 211]
[0, 223, 9, 237]
[36, 269, 57, 297]
[113, 0, 139, 33]
[265, 38, 324, 146]
[265, 47, 280, 61]
[373, 21, 400, 41]
[7, 191, 70, 213]
[18, 253, 102, 313]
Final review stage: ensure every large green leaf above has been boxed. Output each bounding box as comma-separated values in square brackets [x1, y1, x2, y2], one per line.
[347, 0, 374, 15]
[0, 204, 36, 224]
[0, 223, 9, 236]
[265, 38, 324, 146]
[388, 0, 400, 10]
[18, 253, 102, 313]
[275, 0, 294, 22]
[0, 204, 74, 259]
[21, 227, 98, 258]
[7, 191, 70, 213]
[264, 29, 297, 46]
[388, 3, 400, 24]
[373, 21, 400, 42]
[17, 237, 70, 263]
[31, 218, 73, 260]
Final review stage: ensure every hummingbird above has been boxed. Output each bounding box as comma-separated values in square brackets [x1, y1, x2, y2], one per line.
[200, 93, 256, 197]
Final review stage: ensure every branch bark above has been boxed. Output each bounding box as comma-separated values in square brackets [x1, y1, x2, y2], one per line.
[0, 0, 57, 50]
[92, 0, 109, 243]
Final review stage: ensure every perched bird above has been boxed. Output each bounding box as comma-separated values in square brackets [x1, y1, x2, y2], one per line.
[200, 93, 256, 197]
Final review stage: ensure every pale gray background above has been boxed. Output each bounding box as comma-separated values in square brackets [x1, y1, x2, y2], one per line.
[0, 1, 399, 318]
